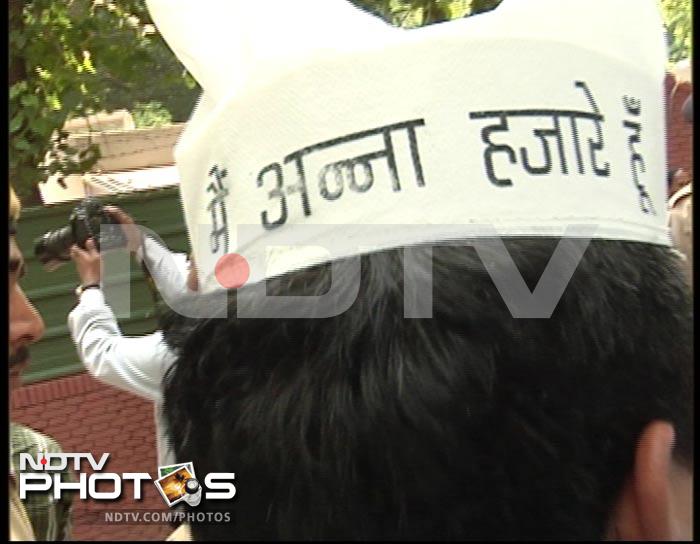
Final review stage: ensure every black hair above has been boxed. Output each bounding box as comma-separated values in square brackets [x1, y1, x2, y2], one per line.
[160, 239, 693, 540]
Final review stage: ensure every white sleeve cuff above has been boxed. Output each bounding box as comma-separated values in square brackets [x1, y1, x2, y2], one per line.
[78, 287, 106, 307]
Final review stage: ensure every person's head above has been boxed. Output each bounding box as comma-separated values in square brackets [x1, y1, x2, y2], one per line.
[160, 238, 693, 540]
[668, 168, 691, 197]
[9, 188, 45, 391]
[682, 93, 693, 124]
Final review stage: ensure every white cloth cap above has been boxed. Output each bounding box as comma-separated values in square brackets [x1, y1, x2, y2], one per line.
[147, 0, 671, 293]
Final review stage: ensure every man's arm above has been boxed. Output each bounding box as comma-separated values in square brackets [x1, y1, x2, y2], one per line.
[68, 288, 176, 403]
[68, 238, 176, 403]
[66, 238, 178, 468]
[136, 235, 192, 304]
[104, 205, 194, 302]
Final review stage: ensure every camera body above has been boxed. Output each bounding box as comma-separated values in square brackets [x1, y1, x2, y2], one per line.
[34, 198, 127, 267]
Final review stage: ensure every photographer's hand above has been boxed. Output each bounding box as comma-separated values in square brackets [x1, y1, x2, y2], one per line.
[70, 238, 101, 286]
[103, 205, 143, 253]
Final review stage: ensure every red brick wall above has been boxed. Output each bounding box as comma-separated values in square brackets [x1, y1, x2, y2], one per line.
[11, 373, 172, 541]
[665, 73, 693, 178]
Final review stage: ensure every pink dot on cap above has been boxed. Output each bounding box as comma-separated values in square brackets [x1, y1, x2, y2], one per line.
[215, 253, 250, 289]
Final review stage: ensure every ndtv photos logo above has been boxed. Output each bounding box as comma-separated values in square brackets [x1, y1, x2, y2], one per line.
[18, 452, 236, 507]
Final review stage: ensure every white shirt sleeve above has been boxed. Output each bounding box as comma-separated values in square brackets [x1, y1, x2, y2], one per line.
[67, 288, 177, 404]
[135, 235, 191, 304]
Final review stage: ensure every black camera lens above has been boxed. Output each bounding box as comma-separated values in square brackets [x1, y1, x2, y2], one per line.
[33, 197, 128, 269]
[34, 225, 75, 265]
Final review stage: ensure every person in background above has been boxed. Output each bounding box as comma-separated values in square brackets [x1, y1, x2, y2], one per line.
[681, 93, 692, 123]
[67, 206, 198, 467]
[10, 187, 74, 541]
[10, 423, 74, 541]
[668, 168, 691, 199]
[668, 94, 694, 291]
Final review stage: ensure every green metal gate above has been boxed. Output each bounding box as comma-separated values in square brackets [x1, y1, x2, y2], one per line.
[14, 186, 189, 384]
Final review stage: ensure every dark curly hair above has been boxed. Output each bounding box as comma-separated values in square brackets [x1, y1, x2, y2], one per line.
[160, 239, 693, 540]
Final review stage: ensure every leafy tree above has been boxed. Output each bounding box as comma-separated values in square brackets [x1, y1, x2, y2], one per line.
[351, 0, 501, 27]
[659, 0, 692, 64]
[132, 101, 173, 128]
[9, 0, 199, 203]
[358, 0, 692, 62]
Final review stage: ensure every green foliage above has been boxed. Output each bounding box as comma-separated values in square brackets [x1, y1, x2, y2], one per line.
[9, 0, 199, 203]
[659, 0, 692, 64]
[356, 0, 693, 64]
[351, 0, 502, 27]
[132, 101, 173, 128]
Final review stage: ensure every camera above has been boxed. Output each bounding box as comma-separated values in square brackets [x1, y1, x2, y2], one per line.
[34, 197, 127, 268]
